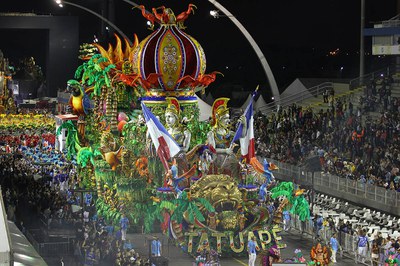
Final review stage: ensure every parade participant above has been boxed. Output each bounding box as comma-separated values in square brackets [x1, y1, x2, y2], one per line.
[357, 229, 369, 264]
[310, 242, 330, 265]
[330, 233, 339, 263]
[165, 97, 191, 152]
[371, 241, 380, 266]
[120, 213, 130, 241]
[166, 159, 189, 198]
[247, 236, 257, 266]
[282, 210, 291, 232]
[151, 237, 162, 257]
[238, 158, 248, 184]
[292, 249, 306, 263]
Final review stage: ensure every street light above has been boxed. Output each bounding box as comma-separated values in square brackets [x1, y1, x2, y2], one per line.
[210, 10, 232, 19]
[54, 0, 132, 45]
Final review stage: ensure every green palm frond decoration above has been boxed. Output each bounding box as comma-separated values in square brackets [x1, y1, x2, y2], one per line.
[158, 191, 215, 224]
[74, 54, 116, 96]
[77, 147, 94, 167]
[56, 120, 81, 159]
[290, 195, 310, 222]
[270, 181, 294, 202]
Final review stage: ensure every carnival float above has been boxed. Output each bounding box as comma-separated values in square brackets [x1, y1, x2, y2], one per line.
[53, 4, 312, 259]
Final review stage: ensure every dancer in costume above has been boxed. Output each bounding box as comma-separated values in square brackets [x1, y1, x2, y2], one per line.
[166, 159, 187, 198]
[310, 242, 330, 265]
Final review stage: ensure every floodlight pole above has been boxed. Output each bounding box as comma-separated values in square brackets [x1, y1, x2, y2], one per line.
[360, 0, 365, 79]
[59, 0, 132, 45]
[208, 0, 280, 102]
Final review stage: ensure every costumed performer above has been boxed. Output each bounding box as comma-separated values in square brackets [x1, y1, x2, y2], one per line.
[310, 242, 330, 265]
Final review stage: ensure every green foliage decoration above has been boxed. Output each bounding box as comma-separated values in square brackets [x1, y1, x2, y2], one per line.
[56, 120, 81, 160]
[74, 54, 116, 97]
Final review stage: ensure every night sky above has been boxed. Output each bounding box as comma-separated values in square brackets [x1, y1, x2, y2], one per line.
[0, 0, 398, 103]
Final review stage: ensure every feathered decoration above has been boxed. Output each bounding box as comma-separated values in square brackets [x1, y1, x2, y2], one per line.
[77, 147, 94, 168]
[270, 181, 294, 203]
[290, 195, 310, 222]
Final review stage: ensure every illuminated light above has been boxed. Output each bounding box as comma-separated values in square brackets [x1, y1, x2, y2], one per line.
[105, 26, 109, 30]
[340, 67, 344, 71]
[11, 233, 23, 238]
[147, 21, 152, 26]
[16, 242, 30, 247]
[225, 66, 229, 69]
[210, 10, 218, 17]
[55, 0, 61, 4]
[59, 4, 63, 7]
[271, 97, 275, 100]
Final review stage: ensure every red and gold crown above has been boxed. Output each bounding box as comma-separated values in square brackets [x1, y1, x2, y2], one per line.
[211, 98, 230, 126]
[165, 97, 180, 117]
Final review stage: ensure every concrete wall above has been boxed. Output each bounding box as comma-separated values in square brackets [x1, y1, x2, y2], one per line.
[0, 15, 79, 97]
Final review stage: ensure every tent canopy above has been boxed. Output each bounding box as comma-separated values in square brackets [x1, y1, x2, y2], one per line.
[255, 94, 268, 111]
[195, 95, 212, 121]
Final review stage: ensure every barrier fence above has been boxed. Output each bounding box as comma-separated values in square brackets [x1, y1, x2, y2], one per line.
[264, 158, 400, 216]
[25, 229, 71, 257]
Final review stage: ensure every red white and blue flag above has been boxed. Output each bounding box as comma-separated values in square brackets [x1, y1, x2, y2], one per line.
[141, 102, 181, 170]
[232, 91, 256, 163]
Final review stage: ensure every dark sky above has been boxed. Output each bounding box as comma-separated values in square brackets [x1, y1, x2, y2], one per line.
[0, 0, 398, 101]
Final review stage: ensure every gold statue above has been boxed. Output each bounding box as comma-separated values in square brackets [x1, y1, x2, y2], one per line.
[207, 98, 234, 155]
[165, 97, 191, 152]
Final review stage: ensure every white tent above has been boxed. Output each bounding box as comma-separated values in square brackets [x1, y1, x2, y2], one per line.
[255, 94, 268, 111]
[280, 78, 313, 100]
[195, 95, 212, 121]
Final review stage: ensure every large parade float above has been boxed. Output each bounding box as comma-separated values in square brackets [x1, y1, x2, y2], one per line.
[53, 4, 311, 261]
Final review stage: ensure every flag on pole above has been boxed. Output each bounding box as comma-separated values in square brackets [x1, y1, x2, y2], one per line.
[141, 102, 181, 170]
[232, 90, 257, 163]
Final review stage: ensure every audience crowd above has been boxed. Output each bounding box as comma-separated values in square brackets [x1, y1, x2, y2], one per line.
[255, 77, 400, 192]
[0, 151, 148, 265]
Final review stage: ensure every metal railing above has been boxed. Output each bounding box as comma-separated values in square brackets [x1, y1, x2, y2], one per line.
[349, 65, 395, 90]
[257, 82, 334, 115]
[264, 158, 400, 216]
[37, 241, 71, 256]
[25, 229, 71, 257]
[382, 14, 400, 27]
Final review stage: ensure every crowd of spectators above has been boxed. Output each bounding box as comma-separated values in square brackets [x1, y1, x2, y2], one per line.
[255, 77, 400, 192]
[73, 208, 148, 266]
[0, 149, 146, 265]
